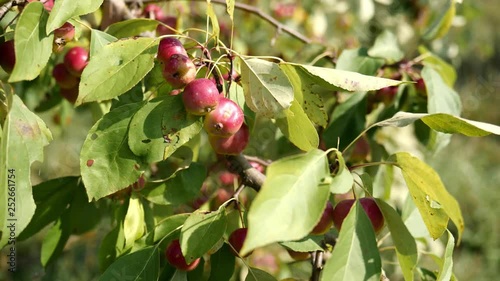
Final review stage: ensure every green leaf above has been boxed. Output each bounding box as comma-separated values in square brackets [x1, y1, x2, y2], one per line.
[9, 2, 53, 82]
[418, 46, 456, 86]
[282, 63, 402, 92]
[206, 0, 220, 39]
[99, 246, 160, 281]
[374, 112, 500, 136]
[105, 18, 160, 38]
[280, 236, 323, 252]
[390, 152, 464, 242]
[239, 58, 294, 118]
[90, 29, 117, 57]
[241, 149, 331, 256]
[123, 196, 145, 250]
[436, 230, 455, 281]
[17, 177, 78, 241]
[46, 0, 104, 33]
[367, 30, 405, 63]
[208, 244, 235, 281]
[246, 268, 277, 281]
[0, 95, 52, 248]
[323, 92, 367, 150]
[423, 66, 461, 116]
[141, 163, 206, 205]
[329, 150, 353, 194]
[40, 213, 71, 267]
[99, 221, 125, 272]
[128, 95, 203, 164]
[321, 200, 381, 281]
[375, 199, 417, 281]
[422, 0, 456, 41]
[180, 209, 227, 263]
[80, 103, 144, 201]
[336, 47, 385, 75]
[226, 0, 235, 21]
[150, 214, 190, 245]
[276, 100, 319, 151]
[77, 37, 158, 105]
[280, 63, 328, 128]
[68, 184, 101, 234]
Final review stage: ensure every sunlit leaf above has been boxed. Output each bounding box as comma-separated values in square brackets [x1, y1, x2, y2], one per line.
[206, 0, 220, 39]
[246, 268, 277, 281]
[321, 200, 381, 281]
[329, 150, 353, 194]
[336, 48, 384, 76]
[376, 199, 417, 281]
[418, 46, 456, 86]
[276, 100, 319, 151]
[90, 29, 117, 57]
[105, 18, 159, 38]
[77, 37, 157, 105]
[0, 94, 52, 248]
[9, 2, 53, 82]
[180, 209, 227, 263]
[368, 30, 404, 63]
[241, 149, 330, 256]
[240, 58, 294, 118]
[436, 230, 455, 281]
[40, 213, 71, 267]
[47, 0, 104, 33]
[123, 196, 145, 250]
[280, 236, 323, 252]
[226, 0, 235, 21]
[422, 0, 456, 41]
[390, 152, 464, 242]
[80, 103, 145, 201]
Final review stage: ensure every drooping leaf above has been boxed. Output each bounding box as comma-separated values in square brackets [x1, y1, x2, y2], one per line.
[80, 103, 145, 201]
[423, 66, 461, 116]
[336, 48, 385, 76]
[46, 0, 104, 33]
[246, 268, 277, 281]
[40, 213, 71, 267]
[280, 236, 323, 252]
[226, 0, 235, 21]
[123, 196, 145, 250]
[180, 209, 227, 263]
[151, 214, 190, 245]
[422, 0, 456, 41]
[375, 199, 417, 281]
[9, 2, 53, 82]
[374, 111, 500, 136]
[367, 30, 405, 63]
[77, 37, 157, 105]
[280, 63, 328, 128]
[141, 163, 206, 206]
[282, 63, 402, 92]
[17, 177, 78, 241]
[206, 0, 220, 40]
[99, 246, 160, 281]
[128, 95, 203, 164]
[418, 46, 456, 86]
[208, 244, 235, 281]
[275, 100, 319, 151]
[240, 58, 294, 118]
[328, 149, 354, 194]
[321, 200, 381, 281]
[0, 94, 52, 248]
[436, 230, 455, 281]
[390, 152, 464, 242]
[241, 149, 331, 256]
[105, 18, 159, 38]
[90, 29, 117, 57]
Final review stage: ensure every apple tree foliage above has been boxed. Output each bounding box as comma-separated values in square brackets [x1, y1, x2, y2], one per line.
[0, 0, 499, 280]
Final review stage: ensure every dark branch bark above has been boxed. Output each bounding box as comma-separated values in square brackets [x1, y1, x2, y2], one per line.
[311, 250, 324, 281]
[226, 154, 266, 192]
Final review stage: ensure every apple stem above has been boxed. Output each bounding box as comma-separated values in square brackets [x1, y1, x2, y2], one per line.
[311, 250, 324, 281]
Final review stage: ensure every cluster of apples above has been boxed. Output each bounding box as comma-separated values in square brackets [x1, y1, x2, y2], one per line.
[158, 37, 248, 155]
[142, 4, 177, 36]
[52, 46, 89, 103]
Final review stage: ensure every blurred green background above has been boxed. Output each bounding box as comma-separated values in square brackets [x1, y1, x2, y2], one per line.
[1, 0, 499, 280]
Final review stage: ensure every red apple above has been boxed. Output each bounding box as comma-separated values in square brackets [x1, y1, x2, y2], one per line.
[52, 63, 79, 89]
[64, 47, 89, 77]
[375, 86, 398, 106]
[165, 239, 200, 271]
[162, 54, 196, 88]
[60, 85, 79, 104]
[332, 198, 384, 234]
[182, 78, 220, 115]
[208, 123, 249, 155]
[157, 16, 177, 36]
[157, 37, 187, 63]
[219, 171, 238, 186]
[310, 201, 334, 235]
[204, 97, 244, 137]
[228, 228, 251, 257]
[143, 4, 165, 20]
[0, 40, 15, 73]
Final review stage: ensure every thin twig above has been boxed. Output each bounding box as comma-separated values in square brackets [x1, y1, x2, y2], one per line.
[311, 250, 324, 281]
[226, 154, 266, 192]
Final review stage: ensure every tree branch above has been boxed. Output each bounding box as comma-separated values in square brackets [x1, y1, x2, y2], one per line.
[311, 250, 324, 281]
[123, 0, 314, 44]
[226, 154, 266, 192]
